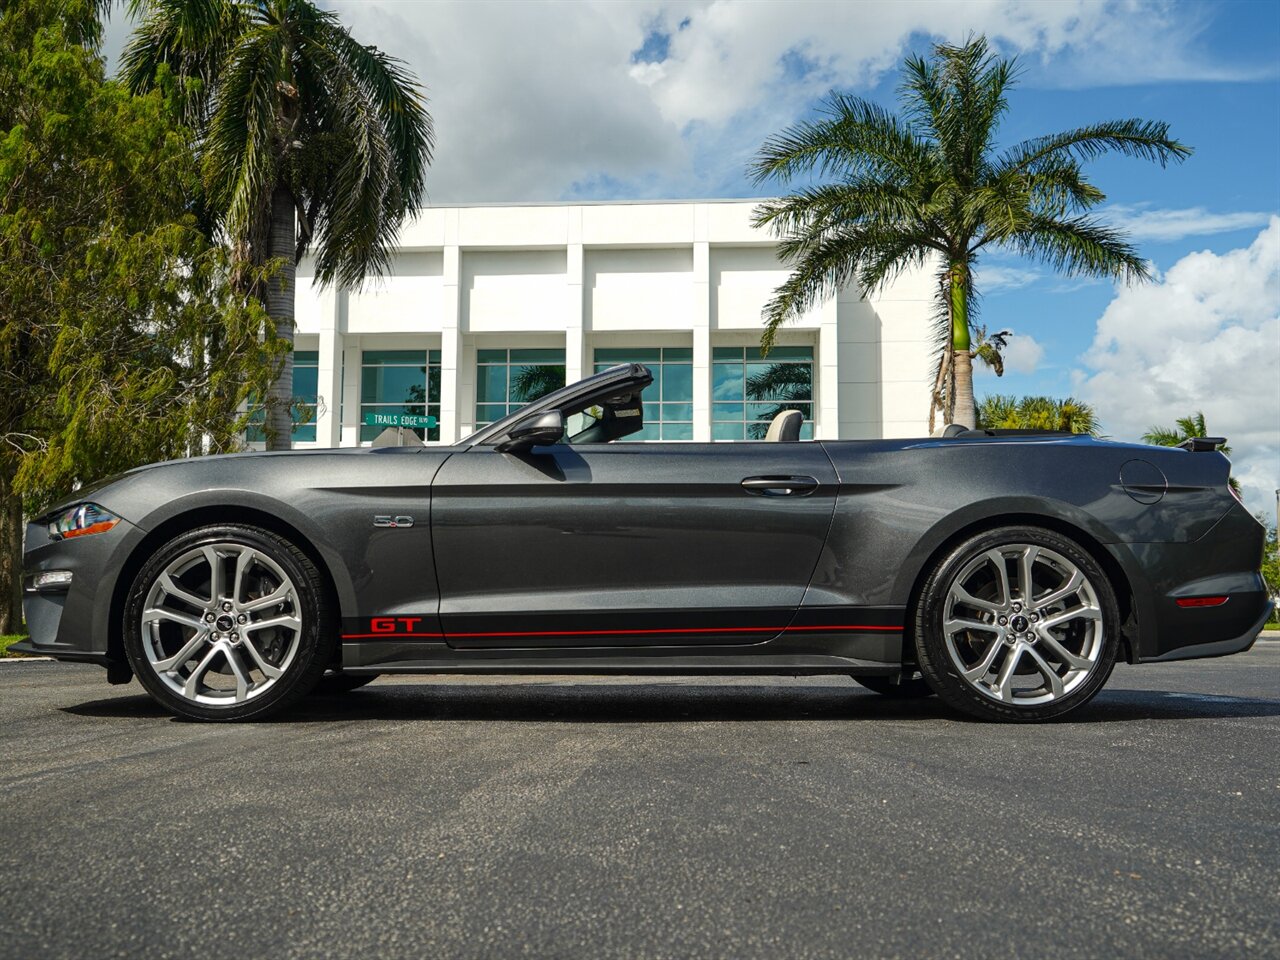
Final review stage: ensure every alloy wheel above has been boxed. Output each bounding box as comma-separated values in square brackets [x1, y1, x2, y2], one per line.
[139, 542, 303, 706]
[941, 543, 1104, 706]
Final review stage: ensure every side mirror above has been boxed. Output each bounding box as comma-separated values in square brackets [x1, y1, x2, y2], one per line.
[495, 409, 565, 453]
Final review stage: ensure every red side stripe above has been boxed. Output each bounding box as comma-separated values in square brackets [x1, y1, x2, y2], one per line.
[340, 623, 902, 640]
[340, 632, 444, 639]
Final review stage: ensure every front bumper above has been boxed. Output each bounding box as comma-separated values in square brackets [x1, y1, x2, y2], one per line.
[20, 515, 143, 666]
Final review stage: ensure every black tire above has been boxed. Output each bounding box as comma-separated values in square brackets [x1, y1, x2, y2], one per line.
[913, 525, 1120, 722]
[854, 671, 935, 698]
[123, 523, 334, 721]
[313, 672, 379, 695]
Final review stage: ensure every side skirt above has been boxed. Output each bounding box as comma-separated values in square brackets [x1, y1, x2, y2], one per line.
[340, 652, 900, 677]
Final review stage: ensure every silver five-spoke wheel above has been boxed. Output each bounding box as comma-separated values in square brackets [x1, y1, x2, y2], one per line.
[942, 543, 1104, 706]
[139, 542, 303, 706]
[912, 525, 1119, 722]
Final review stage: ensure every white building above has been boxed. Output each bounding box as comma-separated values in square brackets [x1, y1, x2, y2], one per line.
[289, 199, 935, 447]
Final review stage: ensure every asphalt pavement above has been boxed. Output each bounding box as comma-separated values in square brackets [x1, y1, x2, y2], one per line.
[2, 645, 1278, 960]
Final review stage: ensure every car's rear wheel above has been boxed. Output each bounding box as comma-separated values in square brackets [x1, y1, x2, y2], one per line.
[913, 525, 1119, 722]
[313, 671, 379, 695]
[854, 671, 934, 698]
[123, 524, 332, 721]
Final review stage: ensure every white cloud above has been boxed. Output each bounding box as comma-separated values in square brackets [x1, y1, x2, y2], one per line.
[95, 0, 1269, 204]
[977, 265, 1041, 292]
[1103, 204, 1274, 243]
[1076, 218, 1280, 516]
[1003, 333, 1045, 375]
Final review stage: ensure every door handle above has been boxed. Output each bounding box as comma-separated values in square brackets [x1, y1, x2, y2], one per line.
[740, 476, 820, 497]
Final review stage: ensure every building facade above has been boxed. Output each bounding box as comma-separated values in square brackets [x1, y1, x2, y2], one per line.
[289, 200, 935, 447]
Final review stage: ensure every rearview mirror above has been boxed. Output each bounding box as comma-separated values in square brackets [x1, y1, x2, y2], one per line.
[496, 409, 565, 453]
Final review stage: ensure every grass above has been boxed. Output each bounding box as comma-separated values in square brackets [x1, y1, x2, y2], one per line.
[1, 634, 30, 657]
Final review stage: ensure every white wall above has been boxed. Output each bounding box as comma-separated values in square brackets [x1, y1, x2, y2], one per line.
[346, 251, 445, 334]
[586, 247, 694, 331]
[462, 249, 568, 333]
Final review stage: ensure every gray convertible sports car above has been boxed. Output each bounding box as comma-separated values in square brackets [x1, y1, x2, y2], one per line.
[16, 363, 1272, 722]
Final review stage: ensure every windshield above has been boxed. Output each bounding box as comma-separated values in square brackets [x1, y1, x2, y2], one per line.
[462, 363, 653, 447]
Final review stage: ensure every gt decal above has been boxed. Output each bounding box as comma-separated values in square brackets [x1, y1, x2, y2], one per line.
[341, 617, 441, 639]
[371, 617, 423, 633]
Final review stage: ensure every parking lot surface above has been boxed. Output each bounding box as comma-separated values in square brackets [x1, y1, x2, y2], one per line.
[2, 645, 1278, 960]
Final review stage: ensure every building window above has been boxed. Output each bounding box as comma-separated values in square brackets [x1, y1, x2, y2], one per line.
[475, 348, 565, 426]
[594, 347, 693, 440]
[712, 346, 814, 440]
[360, 349, 441, 442]
[247, 349, 319, 443]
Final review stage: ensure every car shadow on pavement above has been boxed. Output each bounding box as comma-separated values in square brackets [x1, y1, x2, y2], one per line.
[62, 681, 1280, 725]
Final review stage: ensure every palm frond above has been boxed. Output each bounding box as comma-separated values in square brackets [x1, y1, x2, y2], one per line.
[1142, 426, 1182, 446]
[1007, 213, 1150, 282]
[749, 92, 933, 186]
[906, 36, 1014, 185]
[122, 0, 250, 124]
[752, 181, 944, 251]
[321, 22, 434, 208]
[999, 119, 1192, 174]
[201, 22, 284, 247]
[759, 231, 864, 353]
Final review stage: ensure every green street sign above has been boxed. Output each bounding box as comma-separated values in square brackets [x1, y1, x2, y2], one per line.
[362, 412, 437, 429]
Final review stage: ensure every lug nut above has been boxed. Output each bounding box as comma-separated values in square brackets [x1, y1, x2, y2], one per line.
[204, 613, 215, 623]
[1030, 614, 1039, 623]
[237, 614, 247, 624]
[1012, 603, 1022, 613]
[230, 632, 239, 642]
[998, 617, 1008, 626]
[221, 601, 233, 612]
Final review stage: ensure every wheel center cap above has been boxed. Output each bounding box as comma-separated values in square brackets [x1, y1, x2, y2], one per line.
[1010, 615, 1030, 633]
[215, 614, 235, 632]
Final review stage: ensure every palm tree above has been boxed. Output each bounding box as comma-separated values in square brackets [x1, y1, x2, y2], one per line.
[1142, 411, 1230, 452]
[750, 35, 1189, 429]
[123, 0, 434, 449]
[1144, 411, 1239, 493]
[978, 395, 1099, 435]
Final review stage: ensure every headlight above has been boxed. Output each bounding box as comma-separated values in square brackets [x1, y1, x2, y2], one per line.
[48, 503, 119, 540]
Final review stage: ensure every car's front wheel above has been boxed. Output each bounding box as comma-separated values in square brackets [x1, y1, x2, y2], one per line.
[913, 525, 1120, 722]
[123, 524, 333, 721]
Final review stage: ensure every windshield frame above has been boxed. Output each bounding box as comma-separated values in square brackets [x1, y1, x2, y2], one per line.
[460, 363, 654, 448]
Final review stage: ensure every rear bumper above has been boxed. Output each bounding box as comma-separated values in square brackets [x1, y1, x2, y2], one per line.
[1143, 601, 1273, 663]
[1108, 502, 1273, 662]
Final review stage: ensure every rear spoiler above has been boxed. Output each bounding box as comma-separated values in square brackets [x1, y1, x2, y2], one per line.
[1178, 437, 1227, 453]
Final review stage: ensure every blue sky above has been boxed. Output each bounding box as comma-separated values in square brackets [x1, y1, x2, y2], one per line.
[101, 0, 1280, 511]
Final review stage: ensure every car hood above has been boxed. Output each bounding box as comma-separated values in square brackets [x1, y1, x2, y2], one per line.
[38, 446, 436, 520]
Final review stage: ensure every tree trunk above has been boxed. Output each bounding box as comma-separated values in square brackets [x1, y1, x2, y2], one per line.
[948, 262, 976, 429]
[264, 186, 297, 451]
[0, 460, 24, 636]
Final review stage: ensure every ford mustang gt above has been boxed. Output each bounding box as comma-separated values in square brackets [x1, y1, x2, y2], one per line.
[15, 363, 1272, 722]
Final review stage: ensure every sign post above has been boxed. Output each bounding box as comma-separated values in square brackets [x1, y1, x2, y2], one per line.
[362, 412, 438, 446]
